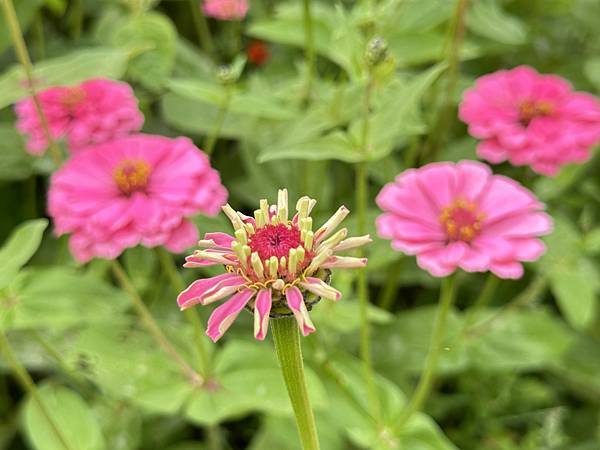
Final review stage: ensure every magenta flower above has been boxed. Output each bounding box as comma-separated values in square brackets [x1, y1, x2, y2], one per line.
[177, 189, 371, 342]
[15, 78, 144, 155]
[376, 161, 552, 279]
[202, 0, 248, 20]
[48, 134, 227, 263]
[459, 66, 600, 176]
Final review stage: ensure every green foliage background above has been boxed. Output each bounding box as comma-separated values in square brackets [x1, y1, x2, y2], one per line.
[1, 0, 600, 449]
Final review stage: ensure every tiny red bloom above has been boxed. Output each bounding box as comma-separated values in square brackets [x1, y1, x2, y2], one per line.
[247, 40, 270, 66]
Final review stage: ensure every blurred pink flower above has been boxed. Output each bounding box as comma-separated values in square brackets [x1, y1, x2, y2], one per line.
[48, 134, 227, 263]
[202, 0, 248, 20]
[177, 189, 371, 342]
[459, 66, 600, 176]
[376, 161, 552, 279]
[15, 78, 144, 155]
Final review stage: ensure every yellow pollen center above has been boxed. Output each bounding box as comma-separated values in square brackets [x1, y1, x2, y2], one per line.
[113, 159, 151, 195]
[439, 198, 485, 242]
[518, 99, 554, 125]
[60, 87, 87, 108]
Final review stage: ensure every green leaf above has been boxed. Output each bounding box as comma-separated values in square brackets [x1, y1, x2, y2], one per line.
[0, 0, 43, 54]
[584, 228, 600, 255]
[0, 124, 34, 181]
[23, 383, 105, 450]
[0, 47, 129, 110]
[549, 265, 598, 330]
[467, 0, 528, 45]
[584, 57, 600, 92]
[0, 219, 47, 290]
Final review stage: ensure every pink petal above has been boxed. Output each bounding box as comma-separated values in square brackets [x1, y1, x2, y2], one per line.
[204, 232, 235, 248]
[253, 289, 272, 340]
[206, 289, 255, 342]
[285, 286, 316, 336]
[164, 220, 198, 253]
[299, 277, 342, 301]
[489, 261, 524, 279]
[177, 273, 246, 309]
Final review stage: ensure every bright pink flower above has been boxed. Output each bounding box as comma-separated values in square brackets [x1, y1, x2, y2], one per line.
[376, 161, 552, 279]
[178, 189, 371, 342]
[459, 66, 600, 176]
[48, 134, 227, 263]
[15, 78, 144, 155]
[202, 0, 248, 20]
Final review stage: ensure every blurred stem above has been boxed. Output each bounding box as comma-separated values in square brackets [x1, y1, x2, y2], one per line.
[0, 331, 75, 450]
[427, 0, 470, 162]
[32, 12, 45, 60]
[461, 274, 499, 333]
[204, 86, 232, 156]
[272, 317, 320, 450]
[398, 275, 458, 427]
[1, 0, 62, 166]
[69, 0, 83, 42]
[155, 248, 212, 376]
[110, 260, 204, 386]
[302, 0, 316, 102]
[192, 0, 215, 57]
[377, 258, 403, 310]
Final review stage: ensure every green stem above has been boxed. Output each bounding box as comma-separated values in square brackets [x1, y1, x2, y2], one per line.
[398, 275, 458, 427]
[1, 0, 62, 166]
[461, 274, 499, 333]
[203, 87, 232, 156]
[302, 0, 316, 102]
[192, 0, 215, 57]
[110, 260, 203, 386]
[0, 330, 75, 450]
[427, 0, 470, 162]
[32, 11, 45, 60]
[377, 258, 403, 310]
[155, 248, 212, 376]
[69, 0, 83, 42]
[272, 317, 320, 450]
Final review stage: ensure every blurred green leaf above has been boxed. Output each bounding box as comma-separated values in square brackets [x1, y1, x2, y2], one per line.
[549, 267, 597, 330]
[0, 124, 34, 181]
[467, 0, 528, 45]
[584, 57, 600, 92]
[0, 0, 43, 54]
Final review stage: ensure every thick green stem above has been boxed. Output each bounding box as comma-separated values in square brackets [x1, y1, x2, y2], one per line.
[461, 274, 499, 333]
[0, 331, 75, 450]
[272, 317, 320, 450]
[110, 260, 203, 386]
[398, 275, 458, 427]
[302, 0, 316, 101]
[1, 0, 62, 166]
[192, 0, 215, 57]
[203, 87, 232, 156]
[155, 248, 212, 376]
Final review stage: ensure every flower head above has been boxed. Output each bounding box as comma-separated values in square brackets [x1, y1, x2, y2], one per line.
[202, 0, 248, 20]
[247, 40, 270, 66]
[459, 66, 600, 176]
[376, 161, 552, 279]
[15, 78, 144, 155]
[48, 134, 227, 263]
[177, 189, 371, 342]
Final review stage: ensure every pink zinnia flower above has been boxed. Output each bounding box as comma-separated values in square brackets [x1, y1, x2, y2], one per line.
[202, 0, 248, 20]
[459, 66, 600, 176]
[376, 161, 552, 279]
[48, 134, 227, 263]
[15, 78, 144, 155]
[177, 189, 371, 342]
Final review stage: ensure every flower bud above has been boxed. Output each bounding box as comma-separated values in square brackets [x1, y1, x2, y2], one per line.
[365, 36, 388, 67]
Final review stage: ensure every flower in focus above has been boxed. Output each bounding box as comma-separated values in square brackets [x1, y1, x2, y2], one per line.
[202, 0, 248, 20]
[376, 161, 552, 279]
[48, 134, 227, 263]
[177, 189, 371, 342]
[459, 66, 600, 176]
[247, 40, 270, 66]
[15, 78, 144, 155]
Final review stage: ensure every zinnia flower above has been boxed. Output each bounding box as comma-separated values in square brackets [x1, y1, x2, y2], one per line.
[376, 161, 552, 279]
[202, 0, 248, 20]
[177, 189, 371, 342]
[247, 40, 270, 66]
[48, 134, 227, 263]
[459, 66, 600, 176]
[15, 78, 144, 155]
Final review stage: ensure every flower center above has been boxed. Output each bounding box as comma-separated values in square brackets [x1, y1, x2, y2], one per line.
[248, 223, 302, 260]
[518, 99, 554, 126]
[60, 87, 87, 109]
[113, 159, 151, 195]
[439, 198, 485, 242]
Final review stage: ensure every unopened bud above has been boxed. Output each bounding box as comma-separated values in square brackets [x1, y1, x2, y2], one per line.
[365, 36, 388, 67]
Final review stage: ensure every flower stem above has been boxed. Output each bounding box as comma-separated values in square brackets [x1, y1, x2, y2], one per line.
[272, 317, 320, 450]
[461, 273, 499, 333]
[0, 0, 62, 167]
[398, 275, 458, 427]
[377, 258, 404, 310]
[203, 87, 232, 156]
[302, 0, 316, 102]
[192, 0, 215, 57]
[155, 247, 212, 376]
[0, 330, 75, 450]
[110, 260, 203, 386]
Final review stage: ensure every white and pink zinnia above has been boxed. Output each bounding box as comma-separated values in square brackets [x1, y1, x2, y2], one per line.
[48, 134, 227, 263]
[376, 161, 552, 279]
[177, 189, 371, 342]
[15, 78, 144, 155]
[459, 66, 600, 176]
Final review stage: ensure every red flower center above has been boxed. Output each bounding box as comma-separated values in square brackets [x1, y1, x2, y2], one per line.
[248, 223, 302, 260]
[518, 99, 554, 126]
[60, 87, 87, 109]
[113, 159, 151, 195]
[439, 198, 485, 242]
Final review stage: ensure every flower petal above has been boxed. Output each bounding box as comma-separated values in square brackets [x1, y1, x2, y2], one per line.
[321, 256, 368, 269]
[285, 286, 316, 336]
[206, 289, 255, 342]
[253, 289, 272, 340]
[299, 277, 341, 301]
[177, 273, 246, 309]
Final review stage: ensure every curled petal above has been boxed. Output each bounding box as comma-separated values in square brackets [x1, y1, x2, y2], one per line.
[206, 289, 255, 342]
[333, 234, 372, 252]
[285, 286, 316, 336]
[321, 256, 368, 269]
[183, 249, 236, 267]
[204, 232, 235, 249]
[177, 273, 246, 309]
[299, 277, 341, 302]
[315, 206, 349, 242]
[254, 289, 272, 340]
